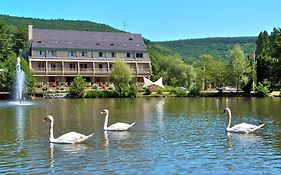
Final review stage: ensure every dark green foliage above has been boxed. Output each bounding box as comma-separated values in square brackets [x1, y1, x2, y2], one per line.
[12, 26, 28, 56]
[143, 88, 152, 95]
[69, 76, 86, 98]
[256, 28, 281, 90]
[0, 23, 13, 62]
[169, 87, 187, 97]
[188, 88, 201, 97]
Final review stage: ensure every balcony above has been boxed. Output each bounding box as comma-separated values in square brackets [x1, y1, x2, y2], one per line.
[138, 68, 151, 75]
[64, 68, 78, 75]
[95, 68, 108, 75]
[80, 68, 94, 75]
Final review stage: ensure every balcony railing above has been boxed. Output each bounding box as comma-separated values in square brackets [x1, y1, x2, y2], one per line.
[95, 68, 108, 75]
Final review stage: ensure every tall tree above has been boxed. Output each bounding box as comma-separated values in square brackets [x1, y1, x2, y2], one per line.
[0, 23, 13, 62]
[256, 31, 271, 83]
[228, 44, 251, 91]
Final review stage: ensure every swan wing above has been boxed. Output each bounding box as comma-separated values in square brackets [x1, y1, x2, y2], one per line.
[52, 132, 93, 144]
[107, 122, 135, 131]
[228, 123, 264, 133]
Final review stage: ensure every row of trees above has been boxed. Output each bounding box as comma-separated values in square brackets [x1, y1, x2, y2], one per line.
[256, 28, 281, 90]
[149, 44, 253, 92]
[0, 23, 35, 96]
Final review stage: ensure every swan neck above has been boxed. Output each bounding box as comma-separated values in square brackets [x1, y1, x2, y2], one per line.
[49, 120, 55, 141]
[104, 112, 109, 130]
[227, 110, 232, 129]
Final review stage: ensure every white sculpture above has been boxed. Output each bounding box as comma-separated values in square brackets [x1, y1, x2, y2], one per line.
[143, 77, 164, 88]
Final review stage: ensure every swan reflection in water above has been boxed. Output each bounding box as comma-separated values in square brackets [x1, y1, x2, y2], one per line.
[226, 132, 263, 148]
[48, 143, 89, 168]
[104, 131, 131, 147]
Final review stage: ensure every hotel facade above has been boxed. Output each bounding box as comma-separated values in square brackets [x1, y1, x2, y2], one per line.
[28, 25, 151, 84]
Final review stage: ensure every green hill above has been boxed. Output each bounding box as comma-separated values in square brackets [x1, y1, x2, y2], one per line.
[155, 37, 257, 63]
[0, 14, 120, 32]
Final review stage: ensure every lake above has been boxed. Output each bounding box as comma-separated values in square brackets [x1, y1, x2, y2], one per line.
[0, 97, 280, 174]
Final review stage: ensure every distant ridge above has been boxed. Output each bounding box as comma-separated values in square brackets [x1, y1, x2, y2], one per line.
[0, 14, 121, 33]
[155, 36, 257, 63]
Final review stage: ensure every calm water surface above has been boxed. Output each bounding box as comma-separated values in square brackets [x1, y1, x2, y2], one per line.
[0, 97, 281, 174]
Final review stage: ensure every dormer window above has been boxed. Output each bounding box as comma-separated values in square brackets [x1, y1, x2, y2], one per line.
[110, 43, 114, 46]
[37, 40, 42, 43]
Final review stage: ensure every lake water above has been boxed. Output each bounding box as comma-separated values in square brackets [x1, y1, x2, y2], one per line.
[0, 97, 280, 174]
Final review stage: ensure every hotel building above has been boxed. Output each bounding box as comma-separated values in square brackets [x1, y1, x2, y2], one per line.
[28, 25, 151, 84]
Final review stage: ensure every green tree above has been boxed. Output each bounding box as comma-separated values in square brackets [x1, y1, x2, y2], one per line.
[12, 26, 28, 57]
[110, 59, 132, 87]
[69, 75, 86, 98]
[228, 45, 251, 91]
[110, 59, 133, 97]
[0, 23, 13, 62]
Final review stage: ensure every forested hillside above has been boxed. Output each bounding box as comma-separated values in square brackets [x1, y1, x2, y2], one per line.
[0, 14, 120, 32]
[156, 37, 257, 63]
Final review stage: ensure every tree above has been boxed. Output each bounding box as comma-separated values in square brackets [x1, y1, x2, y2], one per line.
[69, 75, 86, 98]
[110, 59, 133, 97]
[12, 26, 28, 57]
[228, 45, 251, 91]
[0, 23, 13, 62]
[110, 59, 132, 87]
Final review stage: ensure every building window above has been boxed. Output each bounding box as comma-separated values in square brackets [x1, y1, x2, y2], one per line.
[80, 64, 88, 71]
[38, 63, 45, 70]
[99, 52, 103, 57]
[51, 63, 57, 70]
[99, 64, 103, 70]
[37, 50, 43, 56]
[81, 51, 87, 57]
[111, 52, 115, 57]
[69, 51, 77, 57]
[69, 63, 76, 71]
[126, 53, 131, 58]
[49, 50, 56, 56]
[136, 53, 143, 58]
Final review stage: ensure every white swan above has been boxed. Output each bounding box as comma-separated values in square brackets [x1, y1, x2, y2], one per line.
[224, 108, 265, 133]
[43, 115, 93, 144]
[101, 109, 135, 131]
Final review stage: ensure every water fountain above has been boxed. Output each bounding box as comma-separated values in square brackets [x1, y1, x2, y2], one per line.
[15, 57, 25, 102]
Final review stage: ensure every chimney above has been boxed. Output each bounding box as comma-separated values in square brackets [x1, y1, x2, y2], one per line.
[28, 24, 33, 41]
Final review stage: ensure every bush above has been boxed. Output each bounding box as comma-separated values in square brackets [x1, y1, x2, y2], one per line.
[170, 88, 186, 97]
[189, 88, 201, 97]
[143, 88, 151, 95]
[156, 87, 164, 95]
[114, 84, 138, 98]
[69, 76, 86, 98]
[255, 82, 269, 97]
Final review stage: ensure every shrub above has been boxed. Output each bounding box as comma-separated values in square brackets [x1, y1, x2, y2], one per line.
[143, 87, 152, 95]
[189, 88, 201, 97]
[255, 82, 269, 97]
[170, 88, 186, 97]
[156, 87, 164, 95]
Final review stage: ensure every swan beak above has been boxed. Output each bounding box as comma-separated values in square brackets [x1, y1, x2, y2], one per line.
[43, 117, 48, 122]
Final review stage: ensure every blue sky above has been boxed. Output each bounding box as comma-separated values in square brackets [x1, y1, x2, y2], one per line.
[1, 0, 281, 41]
